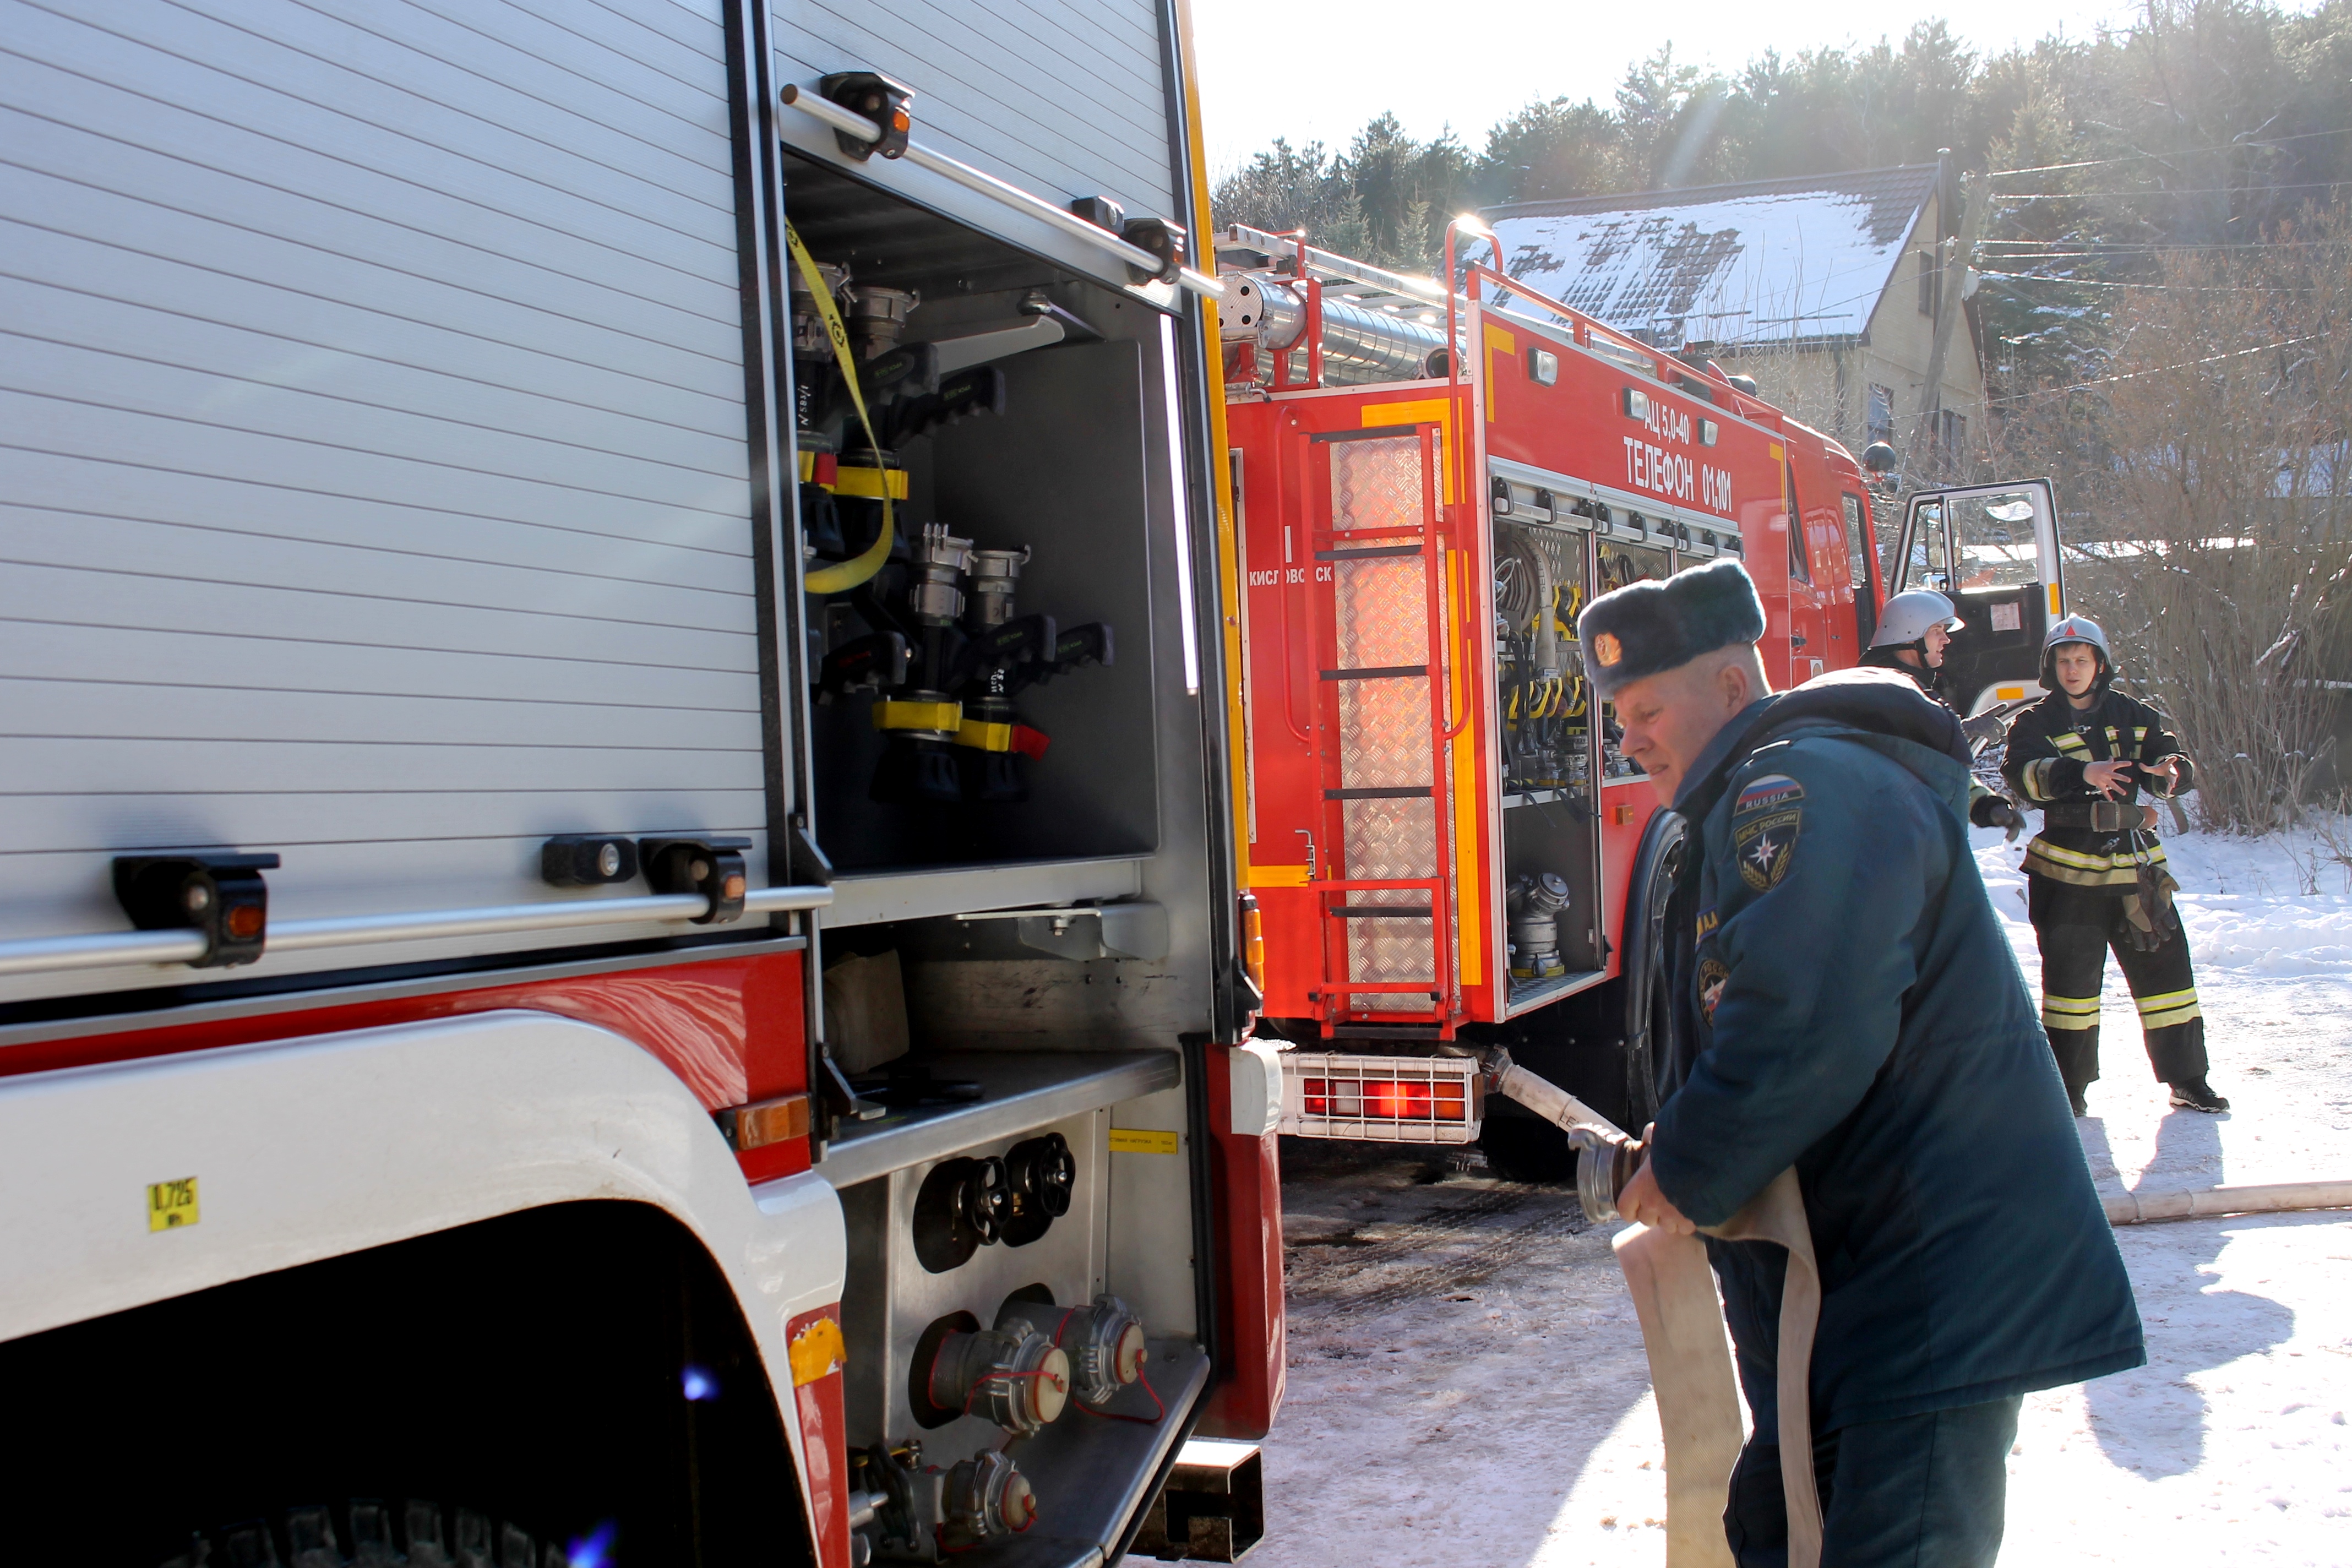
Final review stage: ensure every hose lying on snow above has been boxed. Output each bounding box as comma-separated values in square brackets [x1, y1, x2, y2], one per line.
[2105, 1179, 2352, 1224]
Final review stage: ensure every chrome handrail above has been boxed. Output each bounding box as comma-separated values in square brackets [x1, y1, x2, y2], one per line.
[0, 884, 833, 979]
[779, 84, 1223, 302]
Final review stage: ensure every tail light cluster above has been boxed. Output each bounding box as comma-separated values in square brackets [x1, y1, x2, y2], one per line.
[1277, 1052, 1484, 1144]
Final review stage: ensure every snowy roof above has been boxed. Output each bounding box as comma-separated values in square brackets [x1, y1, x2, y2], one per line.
[1484, 165, 1941, 347]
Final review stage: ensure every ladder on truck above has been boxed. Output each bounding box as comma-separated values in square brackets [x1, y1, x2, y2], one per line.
[1297, 420, 1462, 1032]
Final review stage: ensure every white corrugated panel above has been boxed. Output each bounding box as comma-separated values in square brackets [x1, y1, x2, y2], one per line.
[0, 0, 767, 1000]
[773, 0, 1177, 244]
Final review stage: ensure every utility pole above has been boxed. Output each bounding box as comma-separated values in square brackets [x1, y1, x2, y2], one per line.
[1912, 162, 1984, 480]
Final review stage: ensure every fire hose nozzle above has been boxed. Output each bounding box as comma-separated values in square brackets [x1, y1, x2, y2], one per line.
[1473, 1046, 1647, 1223]
[1568, 1125, 1647, 1225]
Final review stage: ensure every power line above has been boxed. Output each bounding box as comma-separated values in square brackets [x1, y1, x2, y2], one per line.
[1979, 272, 2332, 293]
[1975, 239, 2343, 257]
[1986, 333, 2328, 405]
[1997, 182, 2351, 200]
[1987, 127, 2352, 178]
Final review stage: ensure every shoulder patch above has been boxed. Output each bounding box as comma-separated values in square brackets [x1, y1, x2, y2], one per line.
[1697, 957, 1730, 1022]
[1694, 906, 1719, 939]
[1733, 808, 1800, 892]
[1733, 773, 1805, 816]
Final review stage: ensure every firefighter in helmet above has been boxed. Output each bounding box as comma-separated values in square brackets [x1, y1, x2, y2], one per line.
[1861, 587, 1964, 693]
[1581, 561, 2140, 1566]
[2001, 615, 2225, 1116]
[1862, 588, 2027, 839]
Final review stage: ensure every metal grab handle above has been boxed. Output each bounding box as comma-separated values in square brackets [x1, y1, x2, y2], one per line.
[780, 85, 1222, 301]
[0, 884, 833, 980]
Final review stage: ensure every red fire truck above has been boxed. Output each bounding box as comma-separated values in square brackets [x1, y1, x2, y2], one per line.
[1212, 226, 2070, 1174]
[0, 6, 1277, 1566]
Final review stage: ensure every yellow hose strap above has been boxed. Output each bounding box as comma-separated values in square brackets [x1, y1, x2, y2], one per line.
[874, 699, 962, 732]
[835, 465, 909, 499]
[956, 717, 1015, 753]
[787, 222, 892, 596]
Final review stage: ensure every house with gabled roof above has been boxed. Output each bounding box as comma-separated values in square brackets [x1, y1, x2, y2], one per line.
[1484, 161, 1985, 476]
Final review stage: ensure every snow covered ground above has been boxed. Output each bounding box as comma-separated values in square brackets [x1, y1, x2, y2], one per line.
[1250, 819, 2352, 1566]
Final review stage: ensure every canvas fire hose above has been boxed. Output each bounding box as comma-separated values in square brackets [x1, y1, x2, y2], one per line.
[786, 222, 893, 596]
[1480, 1049, 1825, 1568]
[1482, 1048, 2352, 1568]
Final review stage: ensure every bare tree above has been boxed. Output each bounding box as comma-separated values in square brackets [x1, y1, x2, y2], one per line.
[1994, 202, 2352, 831]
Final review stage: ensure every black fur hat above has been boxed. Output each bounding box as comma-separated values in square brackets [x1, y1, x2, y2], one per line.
[1576, 558, 1767, 700]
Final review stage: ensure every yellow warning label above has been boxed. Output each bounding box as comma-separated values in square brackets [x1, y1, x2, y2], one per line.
[1248, 863, 1309, 889]
[1109, 1128, 1181, 1155]
[147, 1177, 199, 1232]
[788, 1314, 846, 1386]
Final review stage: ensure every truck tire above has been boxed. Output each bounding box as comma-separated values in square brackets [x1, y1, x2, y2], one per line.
[1476, 1114, 1577, 1183]
[158, 1498, 576, 1568]
[1615, 809, 1687, 1134]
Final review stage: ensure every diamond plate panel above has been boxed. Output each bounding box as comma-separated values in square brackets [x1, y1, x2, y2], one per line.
[1335, 680, 1431, 791]
[1330, 435, 1424, 532]
[1333, 556, 1427, 669]
[1320, 432, 1459, 1016]
[1341, 797, 1436, 1010]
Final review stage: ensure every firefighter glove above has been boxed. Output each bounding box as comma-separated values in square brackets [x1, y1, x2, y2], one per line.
[1970, 793, 2025, 842]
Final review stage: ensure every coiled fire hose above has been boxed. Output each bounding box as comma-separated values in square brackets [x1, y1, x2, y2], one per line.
[1480, 1049, 2352, 1568]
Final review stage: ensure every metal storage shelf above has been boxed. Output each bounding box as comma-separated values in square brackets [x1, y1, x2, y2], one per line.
[1505, 968, 1606, 1017]
[1502, 788, 1591, 812]
[821, 856, 1147, 930]
[813, 1049, 1178, 1188]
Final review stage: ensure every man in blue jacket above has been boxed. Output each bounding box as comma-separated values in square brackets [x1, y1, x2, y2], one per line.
[1580, 560, 2142, 1567]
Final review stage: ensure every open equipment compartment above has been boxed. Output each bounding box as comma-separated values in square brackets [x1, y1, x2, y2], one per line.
[783, 153, 1163, 879]
[777, 120, 1245, 1562]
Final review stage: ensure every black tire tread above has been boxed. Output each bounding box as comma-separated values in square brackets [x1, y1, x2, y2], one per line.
[158, 1499, 572, 1568]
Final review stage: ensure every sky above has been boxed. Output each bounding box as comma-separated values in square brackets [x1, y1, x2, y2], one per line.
[1190, 0, 2147, 176]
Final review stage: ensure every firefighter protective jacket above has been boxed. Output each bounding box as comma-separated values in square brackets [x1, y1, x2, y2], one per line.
[2001, 689, 2192, 891]
[1652, 669, 2143, 1436]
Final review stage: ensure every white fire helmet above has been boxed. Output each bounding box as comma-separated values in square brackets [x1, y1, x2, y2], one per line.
[2041, 613, 2113, 687]
[1869, 589, 1965, 650]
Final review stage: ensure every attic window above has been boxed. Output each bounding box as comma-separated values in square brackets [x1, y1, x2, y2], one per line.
[1917, 252, 1941, 318]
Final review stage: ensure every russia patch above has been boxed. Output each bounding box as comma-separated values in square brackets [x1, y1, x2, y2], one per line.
[1734, 774, 1805, 816]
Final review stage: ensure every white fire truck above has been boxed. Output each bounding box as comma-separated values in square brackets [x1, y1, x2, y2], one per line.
[0, 5, 1277, 1566]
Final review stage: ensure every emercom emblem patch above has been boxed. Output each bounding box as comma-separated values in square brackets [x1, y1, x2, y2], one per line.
[1734, 809, 1800, 892]
[1698, 957, 1730, 1022]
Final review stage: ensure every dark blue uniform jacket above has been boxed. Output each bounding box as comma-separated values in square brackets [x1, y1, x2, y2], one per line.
[1650, 668, 2143, 1436]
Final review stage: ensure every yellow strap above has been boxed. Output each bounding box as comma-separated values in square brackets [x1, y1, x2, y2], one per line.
[835, 465, 909, 499]
[956, 717, 1014, 752]
[787, 223, 892, 596]
[874, 699, 962, 732]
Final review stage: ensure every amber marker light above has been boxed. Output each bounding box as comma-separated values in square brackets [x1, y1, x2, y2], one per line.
[1238, 892, 1267, 996]
[722, 1093, 811, 1151]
